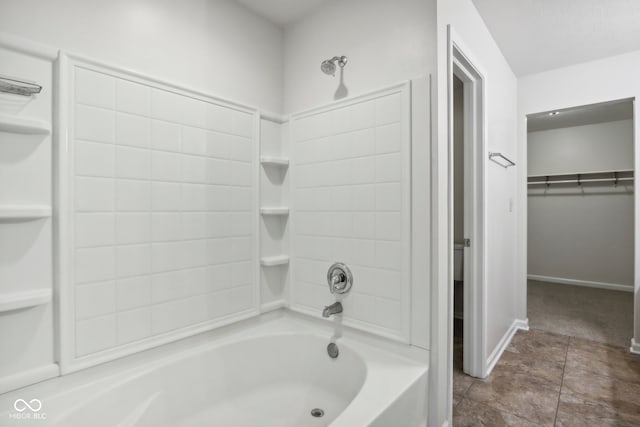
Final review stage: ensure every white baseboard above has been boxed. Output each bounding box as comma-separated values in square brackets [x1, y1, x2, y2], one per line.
[486, 318, 529, 376]
[0, 363, 59, 394]
[631, 338, 640, 355]
[528, 274, 633, 293]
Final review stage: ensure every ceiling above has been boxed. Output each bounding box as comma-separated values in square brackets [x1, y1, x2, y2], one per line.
[234, 0, 332, 26]
[472, 0, 640, 76]
[238, 0, 640, 74]
[527, 99, 633, 132]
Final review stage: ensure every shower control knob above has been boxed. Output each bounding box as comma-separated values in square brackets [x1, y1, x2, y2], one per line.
[327, 262, 353, 294]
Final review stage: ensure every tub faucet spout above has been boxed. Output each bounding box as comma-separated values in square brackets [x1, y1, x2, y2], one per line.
[322, 301, 343, 318]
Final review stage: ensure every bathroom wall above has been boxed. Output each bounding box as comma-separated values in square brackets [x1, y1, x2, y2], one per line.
[517, 49, 640, 352]
[63, 58, 258, 370]
[290, 84, 411, 342]
[0, 0, 284, 113]
[284, 0, 436, 113]
[283, 0, 436, 349]
[436, 0, 519, 424]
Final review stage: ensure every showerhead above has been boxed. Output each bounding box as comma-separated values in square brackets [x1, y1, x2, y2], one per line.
[320, 56, 348, 76]
[321, 60, 336, 76]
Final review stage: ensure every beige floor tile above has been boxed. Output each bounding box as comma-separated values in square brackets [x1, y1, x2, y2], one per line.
[556, 392, 640, 427]
[465, 367, 559, 426]
[453, 398, 541, 427]
[561, 367, 640, 422]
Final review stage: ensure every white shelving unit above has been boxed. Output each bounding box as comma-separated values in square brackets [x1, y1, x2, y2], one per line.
[260, 255, 290, 267]
[0, 40, 57, 394]
[0, 289, 52, 313]
[259, 117, 291, 313]
[0, 114, 51, 135]
[0, 205, 52, 220]
[260, 156, 289, 167]
[260, 207, 289, 216]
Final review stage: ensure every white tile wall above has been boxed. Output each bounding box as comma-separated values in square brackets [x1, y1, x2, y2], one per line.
[72, 66, 257, 357]
[291, 89, 409, 340]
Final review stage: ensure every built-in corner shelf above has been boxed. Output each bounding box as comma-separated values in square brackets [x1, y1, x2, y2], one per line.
[260, 156, 289, 167]
[260, 255, 290, 267]
[0, 205, 52, 221]
[0, 289, 52, 313]
[0, 114, 51, 135]
[260, 207, 289, 216]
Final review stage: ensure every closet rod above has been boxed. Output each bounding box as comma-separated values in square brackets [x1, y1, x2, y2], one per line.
[528, 177, 634, 186]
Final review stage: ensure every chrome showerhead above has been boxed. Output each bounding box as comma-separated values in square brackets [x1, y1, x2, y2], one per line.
[321, 56, 348, 76]
[321, 59, 336, 76]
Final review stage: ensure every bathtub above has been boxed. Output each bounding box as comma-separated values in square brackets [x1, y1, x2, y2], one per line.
[0, 312, 428, 426]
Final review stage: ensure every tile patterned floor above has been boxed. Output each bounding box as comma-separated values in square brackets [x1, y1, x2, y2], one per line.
[452, 329, 640, 426]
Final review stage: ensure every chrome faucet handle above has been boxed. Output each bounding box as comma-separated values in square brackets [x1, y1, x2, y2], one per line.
[327, 263, 353, 294]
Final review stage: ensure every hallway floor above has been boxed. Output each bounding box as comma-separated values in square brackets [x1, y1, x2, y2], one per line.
[453, 329, 640, 426]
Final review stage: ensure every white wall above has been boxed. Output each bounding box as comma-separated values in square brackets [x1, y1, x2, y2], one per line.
[290, 85, 411, 342]
[282, 0, 436, 350]
[528, 120, 634, 175]
[517, 50, 640, 352]
[64, 59, 259, 370]
[0, 0, 284, 113]
[284, 0, 436, 113]
[528, 120, 634, 288]
[436, 0, 519, 424]
[453, 77, 464, 243]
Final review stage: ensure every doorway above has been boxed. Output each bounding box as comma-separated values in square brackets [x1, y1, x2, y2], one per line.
[526, 99, 635, 348]
[450, 44, 486, 379]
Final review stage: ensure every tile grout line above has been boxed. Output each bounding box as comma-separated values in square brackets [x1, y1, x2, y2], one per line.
[553, 337, 570, 426]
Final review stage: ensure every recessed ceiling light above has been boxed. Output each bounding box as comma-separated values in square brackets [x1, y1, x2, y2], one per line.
[548, 111, 560, 116]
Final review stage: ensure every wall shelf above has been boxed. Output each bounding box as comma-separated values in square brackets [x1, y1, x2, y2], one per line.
[260, 156, 289, 167]
[0, 205, 52, 221]
[260, 207, 289, 216]
[0, 114, 51, 135]
[0, 289, 52, 313]
[528, 170, 634, 187]
[260, 255, 290, 267]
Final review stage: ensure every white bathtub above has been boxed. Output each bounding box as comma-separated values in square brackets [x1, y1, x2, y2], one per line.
[0, 312, 427, 426]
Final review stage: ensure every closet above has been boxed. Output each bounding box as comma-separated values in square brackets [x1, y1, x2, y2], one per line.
[526, 99, 634, 346]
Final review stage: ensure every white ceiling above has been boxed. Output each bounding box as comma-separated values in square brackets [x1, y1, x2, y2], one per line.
[527, 99, 633, 132]
[472, 0, 640, 76]
[234, 0, 332, 26]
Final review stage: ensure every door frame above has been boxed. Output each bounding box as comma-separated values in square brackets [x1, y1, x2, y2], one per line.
[449, 38, 487, 378]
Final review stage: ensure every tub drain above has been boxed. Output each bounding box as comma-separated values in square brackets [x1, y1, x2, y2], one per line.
[310, 408, 324, 418]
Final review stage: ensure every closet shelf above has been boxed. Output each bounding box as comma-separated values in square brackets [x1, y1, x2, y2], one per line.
[0, 289, 52, 313]
[0, 114, 51, 135]
[260, 207, 289, 216]
[528, 169, 633, 179]
[260, 255, 290, 267]
[260, 156, 289, 167]
[528, 170, 634, 187]
[0, 205, 52, 221]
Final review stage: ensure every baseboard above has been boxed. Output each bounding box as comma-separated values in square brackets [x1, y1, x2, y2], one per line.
[486, 318, 529, 376]
[0, 363, 59, 394]
[528, 274, 633, 293]
[631, 338, 640, 355]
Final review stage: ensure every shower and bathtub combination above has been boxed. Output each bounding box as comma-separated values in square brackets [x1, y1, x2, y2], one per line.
[0, 20, 428, 427]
